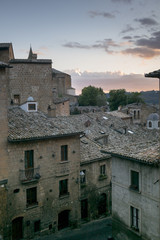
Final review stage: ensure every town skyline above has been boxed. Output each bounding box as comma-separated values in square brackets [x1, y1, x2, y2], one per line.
[1, 0, 159, 94]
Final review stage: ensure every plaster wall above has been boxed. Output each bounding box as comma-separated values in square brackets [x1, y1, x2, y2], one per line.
[112, 157, 160, 240]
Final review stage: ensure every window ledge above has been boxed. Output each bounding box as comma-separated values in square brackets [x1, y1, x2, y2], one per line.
[26, 202, 38, 210]
[60, 161, 70, 164]
[129, 186, 141, 194]
[99, 175, 107, 181]
[59, 193, 70, 199]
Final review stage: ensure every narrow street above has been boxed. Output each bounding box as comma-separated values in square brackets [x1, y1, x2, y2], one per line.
[34, 217, 112, 240]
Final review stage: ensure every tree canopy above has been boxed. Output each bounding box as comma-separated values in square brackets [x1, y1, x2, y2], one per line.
[78, 85, 106, 106]
[108, 89, 144, 111]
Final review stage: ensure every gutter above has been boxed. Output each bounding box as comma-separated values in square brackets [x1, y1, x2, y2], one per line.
[8, 131, 83, 143]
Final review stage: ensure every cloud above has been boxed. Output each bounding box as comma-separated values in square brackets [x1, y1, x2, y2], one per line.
[135, 31, 160, 49]
[64, 70, 158, 94]
[89, 11, 115, 18]
[111, 0, 132, 3]
[121, 24, 135, 34]
[122, 47, 160, 58]
[135, 17, 158, 26]
[63, 42, 91, 49]
[63, 39, 119, 53]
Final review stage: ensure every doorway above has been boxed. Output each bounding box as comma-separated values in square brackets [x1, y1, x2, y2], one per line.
[98, 193, 107, 215]
[12, 217, 23, 240]
[58, 210, 70, 230]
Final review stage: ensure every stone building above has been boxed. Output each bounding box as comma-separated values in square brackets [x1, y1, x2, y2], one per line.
[147, 113, 160, 129]
[111, 146, 160, 240]
[120, 103, 158, 126]
[0, 43, 76, 116]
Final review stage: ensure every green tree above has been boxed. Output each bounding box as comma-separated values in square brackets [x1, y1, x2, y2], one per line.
[127, 92, 144, 104]
[108, 89, 127, 111]
[108, 89, 144, 111]
[78, 85, 106, 106]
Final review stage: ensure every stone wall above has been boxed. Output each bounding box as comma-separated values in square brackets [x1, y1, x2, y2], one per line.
[9, 62, 53, 113]
[5, 135, 81, 239]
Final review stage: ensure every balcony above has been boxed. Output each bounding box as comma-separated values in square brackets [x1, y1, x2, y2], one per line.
[19, 167, 40, 184]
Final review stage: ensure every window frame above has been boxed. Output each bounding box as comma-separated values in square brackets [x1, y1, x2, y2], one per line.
[130, 206, 139, 231]
[100, 165, 106, 176]
[26, 187, 37, 207]
[59, 179, 68, 197]
[130, 170, 139, 191]
[61, 145, 68, 161]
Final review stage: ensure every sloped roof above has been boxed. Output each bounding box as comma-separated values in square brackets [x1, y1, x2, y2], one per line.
[0, 43, 12, 49]
[8, 107, 81, 142]
[147, 113, 159, 121]
[8, 108, 160, 164]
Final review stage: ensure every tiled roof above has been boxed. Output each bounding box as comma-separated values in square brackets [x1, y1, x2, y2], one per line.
[80, 136, 111, 164]
[145, 69, 160, 78]
[8, 107, 81, 142]
[8, 108, 160, 164]
[53, 112, 159, 164]
[107, 111, 131, 119]
[9, 59, 52, 64]
[0, 43, 12, 49]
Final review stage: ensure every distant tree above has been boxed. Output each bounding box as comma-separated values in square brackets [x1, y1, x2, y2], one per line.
[127, 92, 144, 104]
[78, 86, 106, 106]
[108, 89, 127, 111]
[108, 89, 144, 111]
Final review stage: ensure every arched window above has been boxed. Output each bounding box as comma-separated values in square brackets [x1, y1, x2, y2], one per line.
[149, 121, 152, 128]
[158, 121, 160, 128]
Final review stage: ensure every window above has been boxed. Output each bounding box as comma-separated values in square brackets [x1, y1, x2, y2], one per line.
[134, 110, 136, 119]
[14, 94, 20, 104]
[100, 165, 106, 175]
[59, 179, 68, 196]
[25, 150, 34, 180]
[149, 121, 152, 128]
[80, 170, 86, 184]
[34, 220, 40, 232]
[61, 145, 68, 161]
[26, 187, 37, 207]
[131, 206, 139, 231]
[137, 110, 140, 119]
[158, 121, 160, 128]
[28, 103, 36, 111]
[25, 150, 34, 169]
[130, 170, 139, 191]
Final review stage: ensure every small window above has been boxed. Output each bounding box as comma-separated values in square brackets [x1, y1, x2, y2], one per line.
[28, 103, 36, 111]
[134, 110, 136, 119]
[34, 220, 40, 232]
[149, 121, 152, 128]
[14, 94, 20, 104]
[59, 179, 68, 196]
[137, 110, 140, 119]
[26, 187, 37, 207]
[130, 170, 139, 191]
[158, 121, 160, 128]
[80, 170, 86, 184]
[100, 165, 106, 175]
[61, 145, 68, 161]
[131, 206, 139, 231]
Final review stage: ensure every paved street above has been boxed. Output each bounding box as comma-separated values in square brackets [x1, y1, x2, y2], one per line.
[35, 217, 112, 240]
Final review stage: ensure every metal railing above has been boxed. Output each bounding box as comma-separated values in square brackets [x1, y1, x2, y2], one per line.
[19, 167, 40, 183]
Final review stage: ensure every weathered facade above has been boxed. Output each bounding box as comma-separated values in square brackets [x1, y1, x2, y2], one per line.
[110, 145, 160, 240]
[0, 43, 76, 116]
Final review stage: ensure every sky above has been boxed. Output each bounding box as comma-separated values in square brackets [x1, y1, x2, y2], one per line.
[1, 0, 160, 94]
